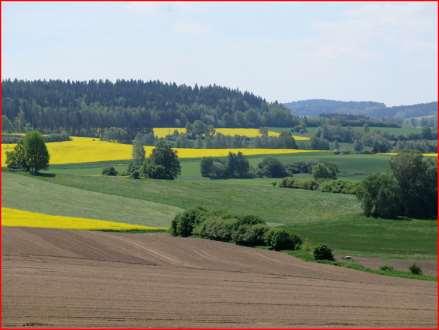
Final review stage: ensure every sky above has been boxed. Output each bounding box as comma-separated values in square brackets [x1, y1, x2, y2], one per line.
[2, 2, 437, 106]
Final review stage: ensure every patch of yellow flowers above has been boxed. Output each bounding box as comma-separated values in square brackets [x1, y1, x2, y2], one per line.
[2, 207, 165, 232]
[1, 136, 317, 166]
[153, 127, 310, 141]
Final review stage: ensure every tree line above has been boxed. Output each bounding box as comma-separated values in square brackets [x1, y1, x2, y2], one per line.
[3, 79, 299, 136]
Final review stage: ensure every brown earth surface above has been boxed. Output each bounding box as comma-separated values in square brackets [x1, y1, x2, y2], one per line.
[2, 227, 437, 328]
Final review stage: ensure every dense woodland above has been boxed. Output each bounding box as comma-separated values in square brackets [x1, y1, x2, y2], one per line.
[2, 79, 298, 135]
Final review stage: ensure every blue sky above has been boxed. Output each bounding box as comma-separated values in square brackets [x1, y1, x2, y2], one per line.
[3, 2, 437, 106]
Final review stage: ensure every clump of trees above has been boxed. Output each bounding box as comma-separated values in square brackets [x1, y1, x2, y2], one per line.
[357, 151, 437, 219]
[170, 208, 302, 250]
[200, 152, 253, 179]
[6, 131, 49, 175]
[257, 157, 287, 178]
[122, 140, 181, 180]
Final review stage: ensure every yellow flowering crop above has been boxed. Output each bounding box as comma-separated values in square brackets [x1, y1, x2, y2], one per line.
[380, 152, 438, 158]
[2, 207, 165, 232]
[153, 127, 187, 138]
[172, 147, 316, 158]
[1, 136, 318, 166]
[153, 127, 310, 140]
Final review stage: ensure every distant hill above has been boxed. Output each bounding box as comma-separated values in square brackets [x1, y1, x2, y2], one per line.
[284, 99, 437, 120]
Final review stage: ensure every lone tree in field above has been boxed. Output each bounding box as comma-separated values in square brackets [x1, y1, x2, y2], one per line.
[6, 131, 49, 175]
[142, 141, 181, 180]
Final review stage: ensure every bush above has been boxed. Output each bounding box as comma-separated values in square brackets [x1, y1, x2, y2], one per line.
[409, 263, 423, 275]
[170, 207, 208, 237]
[232, 224, 269, 246]
[257, 157, 287, 178]
[312, 162, 338, 180]
[313, 245, 335, 261]
[236, 215, 266, 226]
[319, 180, 359, 194]
[130, 169, 140, 179]
[102, 166, 118, 176]
[193, 216, 238, 242]
[279, 177, 319, 190]
[265, 229, 302, 251]
[379, 265, 395, 272]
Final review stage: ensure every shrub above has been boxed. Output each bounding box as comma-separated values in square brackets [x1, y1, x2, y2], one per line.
[102, 166, 118, 176]
[319, 180, 359, 194]
[313, 245, 335, 261]
[130, 169, 140, 179]
[232, 224, 269, 246]
[236, 215, 266, 226]
[265, 229, 302, 251]
[409, 263, 423, 275]
[380, 265, 395, 272]
[312, 162, 338, 180]
[170, 207, 208, 237]
[279, 177, 319, 190]
[193, 216, 238, 242]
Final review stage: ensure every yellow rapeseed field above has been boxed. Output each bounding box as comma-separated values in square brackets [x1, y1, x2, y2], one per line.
[154, 127, 310, 141]
[153, 127, 187, 138]
[1, 136, 317, 166]
[2, 207, 165, 232]
[380, 152, 438, 158]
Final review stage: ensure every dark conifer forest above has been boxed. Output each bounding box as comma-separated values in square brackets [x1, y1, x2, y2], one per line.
[2, 79, 298, 135]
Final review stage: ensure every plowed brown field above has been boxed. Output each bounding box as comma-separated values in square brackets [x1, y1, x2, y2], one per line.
[2, 228, 437, 328]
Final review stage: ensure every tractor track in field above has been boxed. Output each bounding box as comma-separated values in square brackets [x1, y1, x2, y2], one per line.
[2, 227, 437, 328]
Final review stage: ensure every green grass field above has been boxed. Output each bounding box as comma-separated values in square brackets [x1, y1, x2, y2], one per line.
[2, 172, 181, 227]
[2, 151, 436, 262]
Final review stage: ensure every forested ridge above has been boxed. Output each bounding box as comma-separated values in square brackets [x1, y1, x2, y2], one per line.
[285, 99, 437, 121]
[2, 79, 298, 135]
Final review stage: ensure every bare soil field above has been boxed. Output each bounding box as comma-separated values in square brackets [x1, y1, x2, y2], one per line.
[3, 227, 437, 328]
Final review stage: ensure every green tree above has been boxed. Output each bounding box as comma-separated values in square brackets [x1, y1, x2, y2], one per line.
[6, 141, 28, 170]
[390, 151, 437, 218]
[356, 173, 401, 218]
[22, 131, 49, 175]
[143, 141, 181, 180]
[257, 157, 287, 178]
[226, 152, 251, 178]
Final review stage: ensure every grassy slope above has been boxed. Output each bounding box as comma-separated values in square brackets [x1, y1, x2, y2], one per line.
[286, 215, 436, 258]
[2, 172, 181, 227]
[29, 173, 361, 226]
